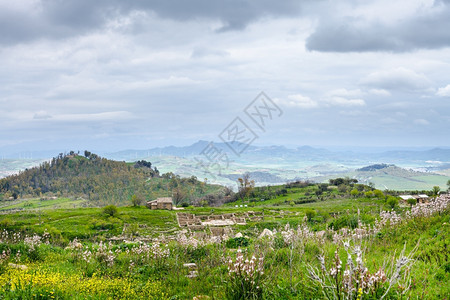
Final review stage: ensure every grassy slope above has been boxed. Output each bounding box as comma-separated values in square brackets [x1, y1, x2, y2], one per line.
[0, 180, 449, 299]
[0, 198, 448, 298]
[0, 197, 88, 210]
[0, 188, 386, 241]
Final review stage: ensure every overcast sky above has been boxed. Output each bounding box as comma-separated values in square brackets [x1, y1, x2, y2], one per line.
[1, 0, 450, 155]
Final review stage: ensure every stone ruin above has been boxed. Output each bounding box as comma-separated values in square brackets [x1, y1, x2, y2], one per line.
[176, 211, 264, 229]
[209, 226, 234, 237]
[175, 211, 265, 238]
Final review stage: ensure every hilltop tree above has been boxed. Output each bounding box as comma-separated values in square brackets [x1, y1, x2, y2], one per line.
[338, 184, 348, 193]
[373, 189, 385, 199]
[365, 191, 374, 198]
[130, 194, 143, 207]
[237, 173, 255, 201]
[329, 177, 358, 186]
[172, 188, 186, 206]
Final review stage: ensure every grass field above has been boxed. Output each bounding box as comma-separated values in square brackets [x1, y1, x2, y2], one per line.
[0, 182, 449, 299]
[0, 197, 88, 211]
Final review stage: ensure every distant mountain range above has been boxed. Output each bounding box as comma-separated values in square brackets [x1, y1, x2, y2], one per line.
[1, 141, 449, 191]
[101, 141, 450, 190]
[104, 140, 450, 167]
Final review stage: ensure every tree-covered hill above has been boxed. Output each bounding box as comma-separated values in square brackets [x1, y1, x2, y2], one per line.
[0, 151, 222, 206]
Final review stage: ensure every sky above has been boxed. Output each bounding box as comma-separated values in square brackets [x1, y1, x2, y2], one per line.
[1, 0, 450, 156]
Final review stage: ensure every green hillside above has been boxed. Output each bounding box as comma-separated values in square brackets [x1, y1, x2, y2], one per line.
[0, 152, 223, 207]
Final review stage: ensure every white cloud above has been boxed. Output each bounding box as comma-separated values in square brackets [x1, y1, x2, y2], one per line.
[414, 118, 429, 126]
[323, 89, 366, 107]
[361, 67, 432, 91]
[369, 89, 391, 97]
[436, 84, 450, 97]
[380, 117, 399, 124]
[327, 97, 366, 107]
[275, 94, 318, 108]
[33, 110, 52, 120]
[338, 110, 366, 116]
[50, 111, 135, 122]
[326, 88, 364, 98]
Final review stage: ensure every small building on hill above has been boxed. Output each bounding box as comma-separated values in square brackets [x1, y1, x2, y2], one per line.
[399, 195, 415, 201]
[399, 194, 429, 204]
[146, 197, 173, 210]
[414, 194, 429, 203]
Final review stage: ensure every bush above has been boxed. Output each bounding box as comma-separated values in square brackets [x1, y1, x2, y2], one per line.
[90, 219, 117, 231]
[42, 226, 64, 245]
[226, 237, 249, 248]
[407, 198, 417, 207]
[386, 196, 399, 209]
[0, 218, 14, 228]
[295, 198, 316, 204]
[365, 191, 374, 198]
[328, 214, 359, 230]
[350, 189, 359, 197]
[338, 184, 348, 193]
[374, 189, 385, 199]
[130, 195, 142, 207]
[103, 205, 118, 217]
[305, 209, 316, 222]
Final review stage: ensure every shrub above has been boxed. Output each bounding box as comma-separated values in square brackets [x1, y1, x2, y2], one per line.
[338, 184, 348, 193]
[407, 198, 417, 207]
[42, 226, 63, 245]
[365, 191, 374, 198]
[386, 196, 399, 209]
[130, 195, 142, 207]
[90, 219, 115, 230]
[374, 189, 385, 199]
[295, 198, 316, 204]
[103, 205, 118, 217]
[350, 188, 359, 197]
[0, 218, 14, 228]
[226, 237, 249, 248]
[328, 214, 359, 230]
[305, 209, 316, 222]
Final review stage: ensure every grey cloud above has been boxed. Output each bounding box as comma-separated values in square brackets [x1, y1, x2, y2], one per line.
[0, 1, 111, 45]
[306, 1, 450, 52]
[0, 0, 308, 45]
[127, 0, 308, 31]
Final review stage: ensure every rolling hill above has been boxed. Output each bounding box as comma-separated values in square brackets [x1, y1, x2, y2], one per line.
[0, 151, 223, 208]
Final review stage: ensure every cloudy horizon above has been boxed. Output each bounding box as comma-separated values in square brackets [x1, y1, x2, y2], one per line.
[1, 0, 450, 156]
